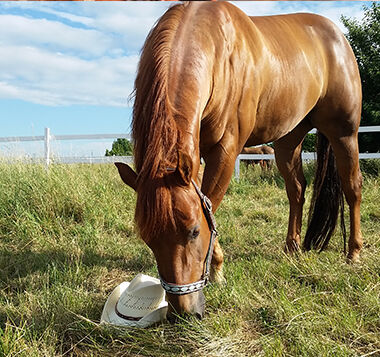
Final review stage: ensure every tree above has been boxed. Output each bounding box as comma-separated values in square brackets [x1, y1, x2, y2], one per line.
[342, 2, 380, 153]
[302, 133, 316, 152]
[105, 138, 133, 156]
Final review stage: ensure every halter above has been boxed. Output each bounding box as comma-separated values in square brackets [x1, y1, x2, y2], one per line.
[159, 179, 218, 295]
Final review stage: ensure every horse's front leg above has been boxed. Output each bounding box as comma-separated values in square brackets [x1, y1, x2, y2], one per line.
[202, 135, 238, 283]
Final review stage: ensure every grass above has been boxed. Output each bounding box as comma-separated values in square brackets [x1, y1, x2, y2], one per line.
[0, 162, 379, 356]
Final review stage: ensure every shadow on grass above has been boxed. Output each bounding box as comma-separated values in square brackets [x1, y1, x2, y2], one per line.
[0, 247, 154, 285]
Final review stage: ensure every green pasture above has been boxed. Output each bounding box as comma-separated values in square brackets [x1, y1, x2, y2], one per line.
[0, 162, 379, 356]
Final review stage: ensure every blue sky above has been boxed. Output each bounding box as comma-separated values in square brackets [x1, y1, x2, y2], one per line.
[0, 1, 367, 157]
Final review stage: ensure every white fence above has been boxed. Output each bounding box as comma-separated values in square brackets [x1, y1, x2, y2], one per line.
[0, 128, 133, 166]
[0, 127, 379, 179]
[234, 126, 380, 180]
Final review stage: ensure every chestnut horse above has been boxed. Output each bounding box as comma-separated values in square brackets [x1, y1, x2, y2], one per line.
[241, 145, 275, 170]
[116, 2, 362, 319]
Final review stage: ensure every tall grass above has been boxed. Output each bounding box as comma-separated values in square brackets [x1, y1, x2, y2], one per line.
[0, 162, 379, 356]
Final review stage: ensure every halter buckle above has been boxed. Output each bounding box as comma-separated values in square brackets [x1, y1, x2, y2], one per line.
[203, 196, 213, 211]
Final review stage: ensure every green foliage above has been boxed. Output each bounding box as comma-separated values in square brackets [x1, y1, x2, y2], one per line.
[105, 138, 133, 156]
[302, 133, 316, 152]
[342, 2, 380, 153]
[360, 158, 380, 177]
[0, 163, 379, 355]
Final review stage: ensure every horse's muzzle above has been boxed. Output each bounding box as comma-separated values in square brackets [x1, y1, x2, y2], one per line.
[166, 290, 205, 323]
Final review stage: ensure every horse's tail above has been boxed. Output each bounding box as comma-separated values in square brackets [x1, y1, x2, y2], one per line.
[303, 132, 346, 252]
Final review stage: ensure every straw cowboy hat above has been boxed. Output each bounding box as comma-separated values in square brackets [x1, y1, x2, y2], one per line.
[100, 273, 168, 328]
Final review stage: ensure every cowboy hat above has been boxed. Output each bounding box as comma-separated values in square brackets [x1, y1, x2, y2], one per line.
[100, 273, 168, 328]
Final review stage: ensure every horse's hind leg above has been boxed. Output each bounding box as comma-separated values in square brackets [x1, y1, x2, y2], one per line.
[329, 134, 363, 261]
[274, 121, 312, 252]
[260, 160, 267, 170]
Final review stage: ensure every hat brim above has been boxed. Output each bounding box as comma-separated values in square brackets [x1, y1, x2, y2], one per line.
[100, 281, 168, 328]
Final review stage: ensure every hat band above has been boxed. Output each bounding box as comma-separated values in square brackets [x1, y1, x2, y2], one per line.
[115, 303, 143, 322]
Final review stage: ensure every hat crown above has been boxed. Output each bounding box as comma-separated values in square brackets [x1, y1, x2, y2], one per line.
[116, 274, 165, 318]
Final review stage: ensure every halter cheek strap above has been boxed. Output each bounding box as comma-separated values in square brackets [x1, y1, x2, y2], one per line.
[159, 179, 218, 295]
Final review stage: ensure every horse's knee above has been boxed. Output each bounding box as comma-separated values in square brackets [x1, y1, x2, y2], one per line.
[287, 178, 306, 206]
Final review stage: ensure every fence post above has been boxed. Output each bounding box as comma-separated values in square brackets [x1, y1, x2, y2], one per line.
[234, 155, 240, 181]
[44, 127, 50, 168]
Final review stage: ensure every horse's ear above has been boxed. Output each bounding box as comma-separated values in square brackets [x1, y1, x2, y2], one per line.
[177, 151, 193, 186]
[115, 162, 137, 191]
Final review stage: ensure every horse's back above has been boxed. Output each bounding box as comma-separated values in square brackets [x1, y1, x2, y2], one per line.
[249, 12, 362, 135]
[204, 3, 361, 144]
[249, 12, 361, 108]
[243, 11, 361, 143]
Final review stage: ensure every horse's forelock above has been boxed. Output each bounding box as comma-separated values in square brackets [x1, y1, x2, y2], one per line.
[135, 177, 177, 244]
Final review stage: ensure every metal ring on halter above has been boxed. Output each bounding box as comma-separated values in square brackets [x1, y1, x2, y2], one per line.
[159, 179, 218, 295]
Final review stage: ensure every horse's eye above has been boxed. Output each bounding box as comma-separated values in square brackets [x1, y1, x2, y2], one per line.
[189, 226, 200, 240]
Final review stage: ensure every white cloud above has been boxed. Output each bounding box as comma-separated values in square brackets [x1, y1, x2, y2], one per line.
[0, 14, 113, 57]
[231, 1, 280, 16]
[68, 2, 171, 53]
[0, 1, 366, 108]
[0, 2, 172, 107]
[0, 1, 94, 25]
[0, 45, 138, 106]
[32, 7, 94, 27]
[94, 13, 161, 52]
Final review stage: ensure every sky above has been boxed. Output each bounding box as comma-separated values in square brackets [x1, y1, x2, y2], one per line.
[0, 1, 368, 158]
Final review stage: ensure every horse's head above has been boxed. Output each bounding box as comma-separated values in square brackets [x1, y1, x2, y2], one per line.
[115, 152, 215, 321]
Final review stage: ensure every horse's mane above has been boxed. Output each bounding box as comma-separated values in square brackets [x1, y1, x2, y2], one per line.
[132, 4, 186, 242]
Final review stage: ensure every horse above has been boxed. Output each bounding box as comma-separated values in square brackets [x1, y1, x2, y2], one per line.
[241, 145, 275, 170]
[115, 2, 362, 320]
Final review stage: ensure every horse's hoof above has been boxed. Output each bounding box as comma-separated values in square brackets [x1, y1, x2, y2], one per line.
[284, 240, 300, 255]
[346, 251, 361, 263]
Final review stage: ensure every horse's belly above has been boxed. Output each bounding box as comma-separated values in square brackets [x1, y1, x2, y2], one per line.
[246, 100, 316, 145]
[246, 121, 298, 146]
[246, 77, 321, 145]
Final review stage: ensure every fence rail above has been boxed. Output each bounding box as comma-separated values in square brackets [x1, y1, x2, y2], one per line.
[234, 126, 380, 180]
[0, 127, 379, 179]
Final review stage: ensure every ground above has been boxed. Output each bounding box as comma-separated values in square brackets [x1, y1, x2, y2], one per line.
[0, 162, 379, 356]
